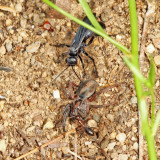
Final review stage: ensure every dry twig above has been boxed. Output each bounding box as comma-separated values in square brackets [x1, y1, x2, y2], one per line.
[14, 129, 76, 160]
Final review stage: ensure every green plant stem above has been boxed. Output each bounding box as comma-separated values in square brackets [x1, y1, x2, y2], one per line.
[78, 0, 104, 32]
[151, 88, 155, 126]
[41, 0, 130, 55]
[152, 110, 160, 137]
[128, 0, 157, 159]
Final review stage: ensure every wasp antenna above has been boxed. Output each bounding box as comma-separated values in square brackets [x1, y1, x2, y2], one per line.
[51, 66, 70, 84]
[72, 66, 82, 82]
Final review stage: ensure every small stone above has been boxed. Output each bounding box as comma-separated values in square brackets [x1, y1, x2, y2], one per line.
[33, 13, 40, 23]
[33, 121, 41, 127]
[0, 140, 7, 153]
[93, 113, 100, 122]
[61, 147, 69, 154]
[116, 35, 122, 41]
[6, 42, 12, 52]
[101, 137, 109, 149]
[118, 154, 129, 160]
[85, 141, 92, 146]
[154, 56, 160, 66]
[153, 38, 160, 49]
[110, 131, 116, 139]
[107, 142, 116, 150]
[0, 46, 6, 55]
[116, 133, 126, 143]
[146, 43, 155, 54]
[107, 114, 114, 122]
[131, 96, 137, 104]
[156, 80, 159, 87]
[15, 3, 23, 12]
[87, 119, 97, 128]
[43, 119, 54, 129]
[133, 142, 138, 150]
[53, 90, 60, 99]
[0, 101, 5, 111]
[26, 41, 40, 53]
[6, 19, 12, 26]
[20, 19, 27, 28]
[26, 126, 35, 133]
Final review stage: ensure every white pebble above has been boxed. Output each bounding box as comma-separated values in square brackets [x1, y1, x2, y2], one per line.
[116, 35, 122, 41]
[146, 43, 155, 54]
[107, 114, 114, 122]
[133, 142, 138, 150]
[87, 119, 97, 128]
[110, 132, 116, 139]
[6, 43, 12, 52]
[156, 80, 159, 87]
[26, 41, 40, 53]
[116, 133, 126, 144]
[107, 142, 116, 150]
[153, 38, 160, 49]
[15, 3, 23, 12]
[85, 141, 92, 146]
[131, 96, 137, 104]
[0, 101, 5, 111]
[118, 154, 129, 160]
[0, 46, 6, 55]
[43, 119, 54, 129]
[0, 140, 7, 154]
[53, 90, 60, 99]
[26, 126, 35, 133]
[20, 19, 27, 28]
[6, 19, 12, 26]
[154, 56, 160, 66]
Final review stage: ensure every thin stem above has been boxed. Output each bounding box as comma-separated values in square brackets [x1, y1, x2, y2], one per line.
[151, 88, 155, 127]
[42, 0, 130, 55]
[128, 0, 157, 159]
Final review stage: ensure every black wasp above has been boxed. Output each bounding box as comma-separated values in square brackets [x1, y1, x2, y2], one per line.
[54, 14, 105, 81]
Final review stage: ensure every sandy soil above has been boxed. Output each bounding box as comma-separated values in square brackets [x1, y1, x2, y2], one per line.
[0, 0, 160, 159]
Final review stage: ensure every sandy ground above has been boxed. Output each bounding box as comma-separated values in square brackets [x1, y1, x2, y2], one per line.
[0, 0, 160, 159]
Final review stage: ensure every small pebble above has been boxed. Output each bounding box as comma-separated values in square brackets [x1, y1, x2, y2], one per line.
[118, 154, 129, 160]
[153, 38, 160, 49]
[0, 46, 6, 55]
[26, 41, 40, 53]
[87, 119, 97, 128]
[0, 101, 5, 111]
[93, 113, 100, 123]
[43, 119, 54, 129]
[85, 141, 92, 146]
[0, 140, 7, 154]
[116, 133, 126, 144]
[130, 96, 137, 104]
[15, 3, 23, 12]
[53, 90, 60, 99]
[107, 114, 114, 122]
[101, 137, 109, 149]
[33, 13, 40, 23]
[146, 43, 155, 54]
[116, 35, 122, 41]
[6, 19, 12, 26]
[156, 80, 159, 87]
[133, 142, 138, 150]
[20, 19, 27, 28]
[6, 42, 12, 52]
[26, 126, 35, 133]
[107, 142, 116, 150]
[110, 131, 116, 139]
[154, 55, 160, 66]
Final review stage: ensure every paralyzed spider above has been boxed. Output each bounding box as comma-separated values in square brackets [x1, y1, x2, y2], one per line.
[62, 79, 117, 136]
